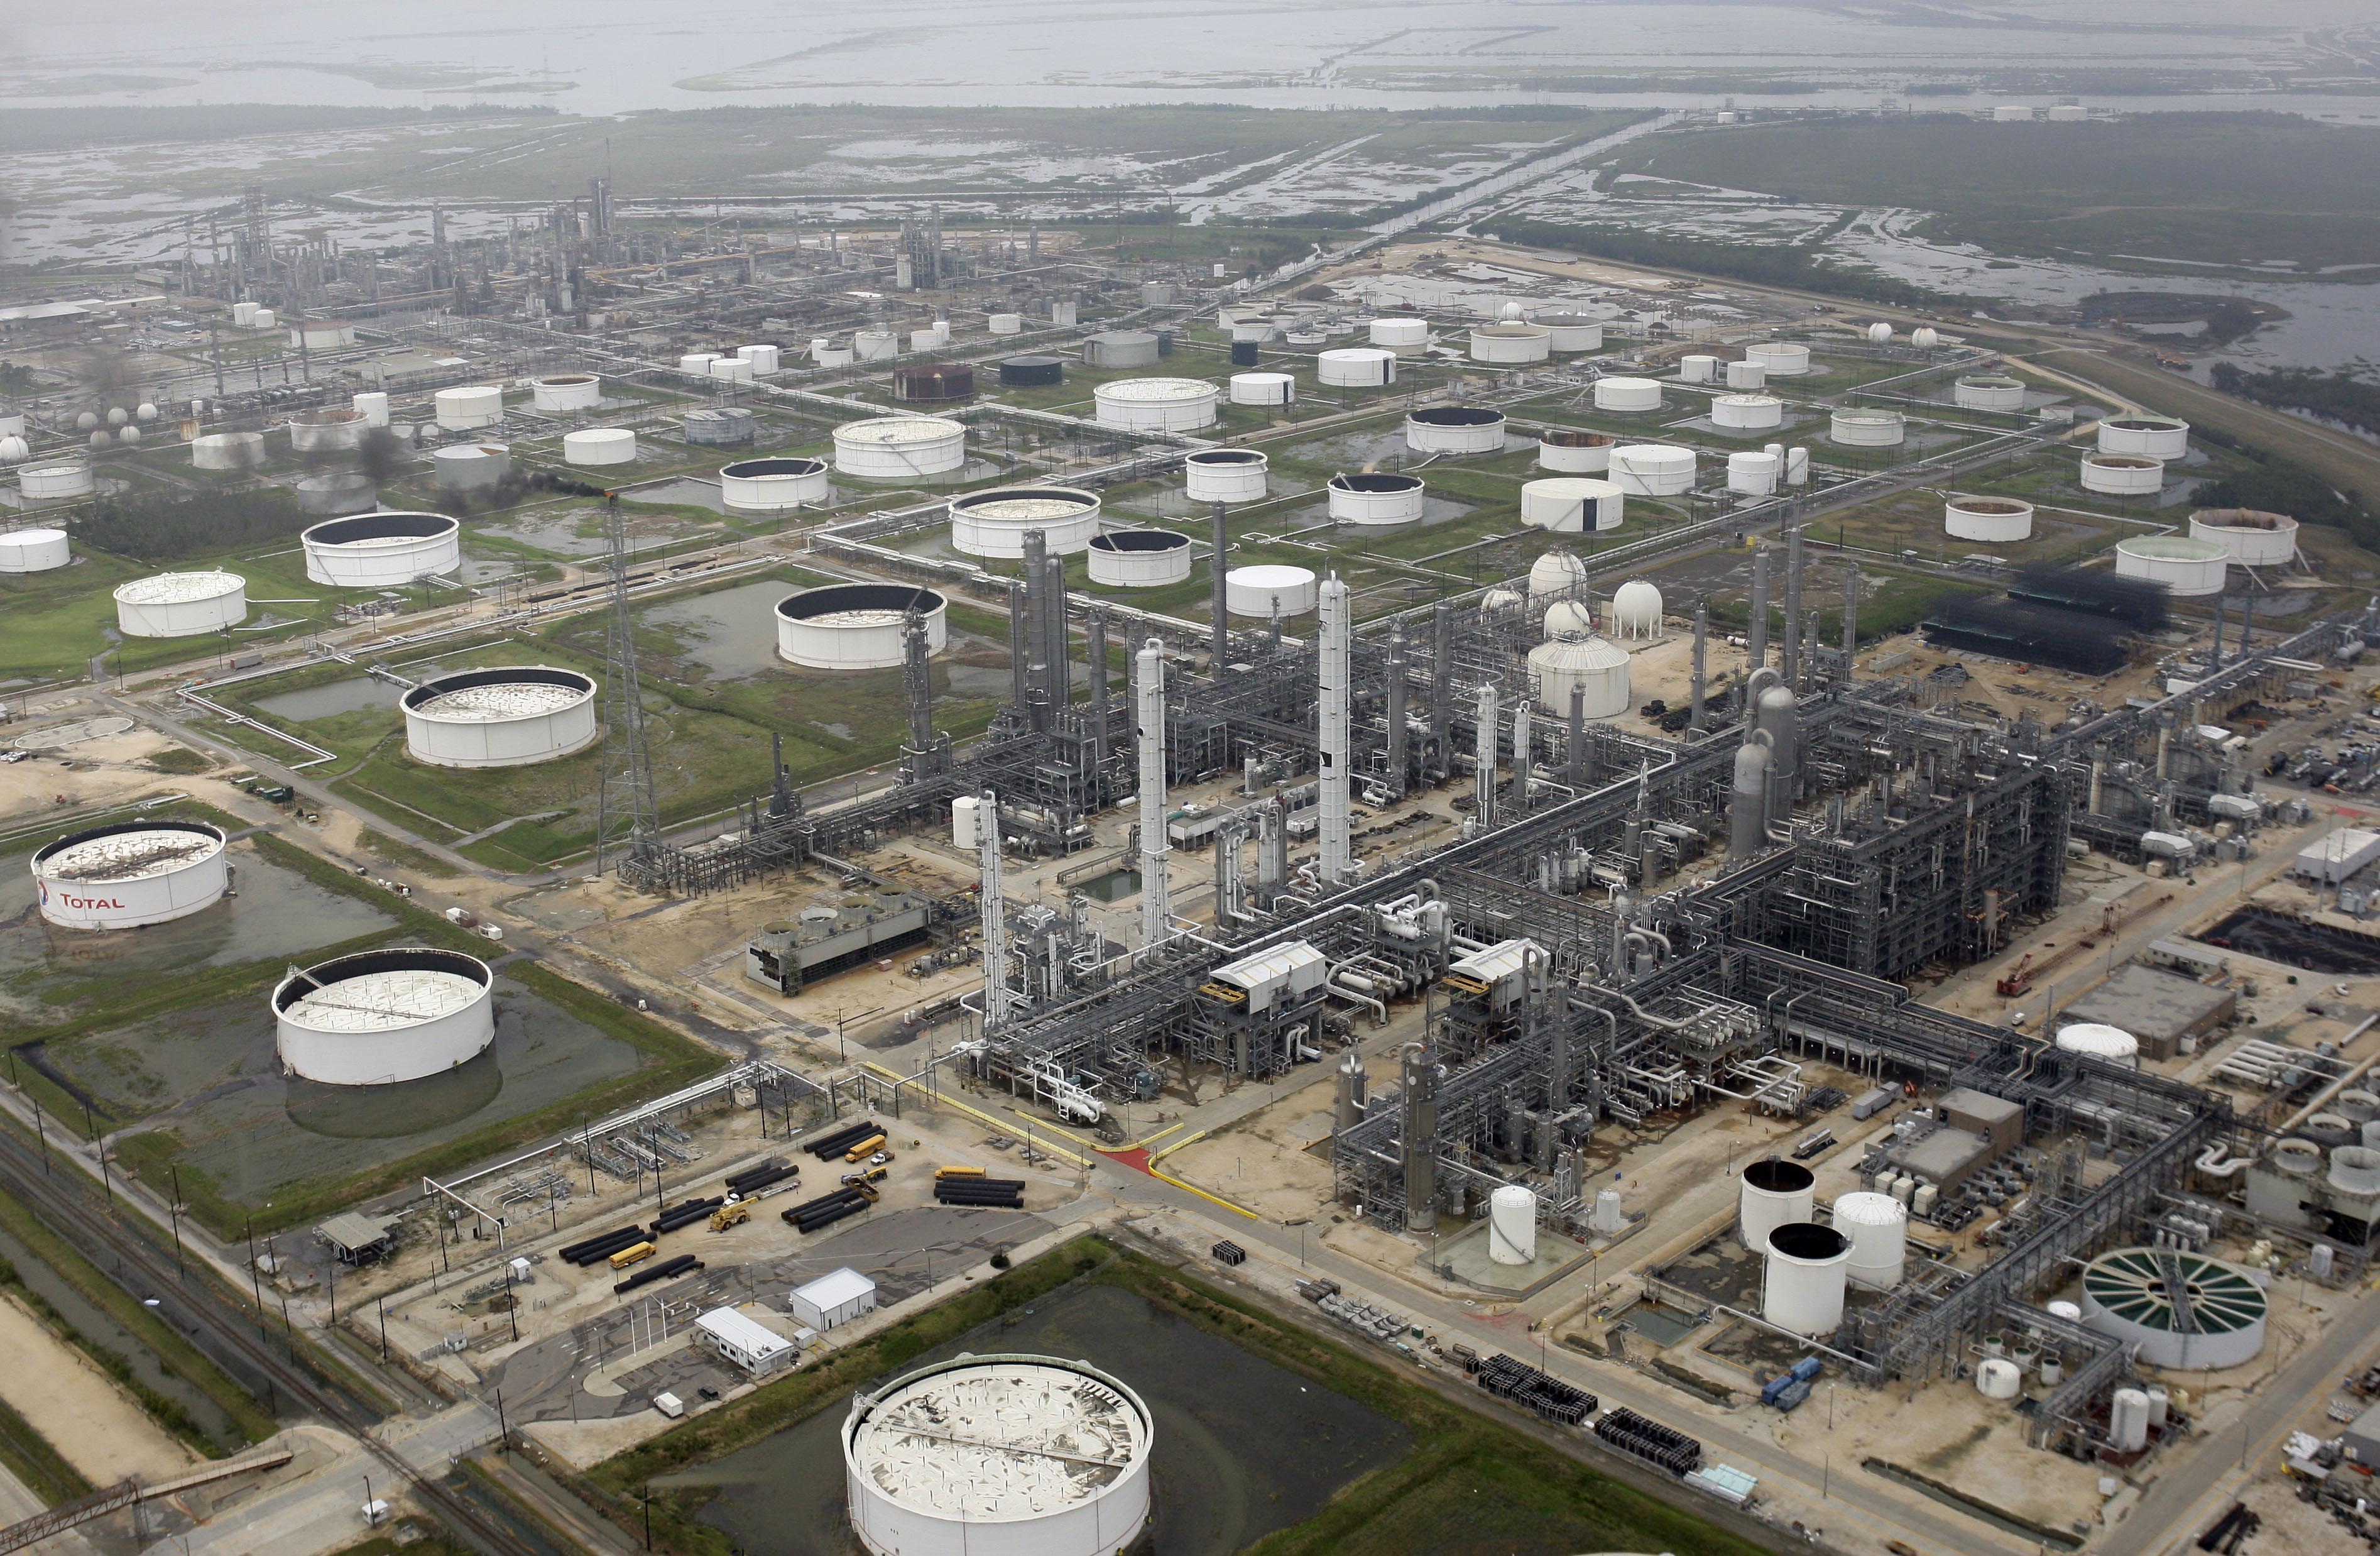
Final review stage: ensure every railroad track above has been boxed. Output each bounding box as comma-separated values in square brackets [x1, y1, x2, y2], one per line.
[0, 1120, 576, 1556]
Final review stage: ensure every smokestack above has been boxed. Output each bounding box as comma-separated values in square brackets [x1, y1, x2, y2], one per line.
[1042, 550, 1071, 711]
[1087, 605, 1111, 775]
[1208, 500, 1228, 672]
[1749, 542, 1769, 676]
[977, 791, 1012, 1029]
[1135, 639, 1172, 946]
[1783, 524, 1804, 688]
[1475, 681, 1500, 828]
[1838, 566, 1858, 686]
[1318, 574, 1354, 885]
[1386, 625, 1409, 801]
[1691, 601, 1708, 729]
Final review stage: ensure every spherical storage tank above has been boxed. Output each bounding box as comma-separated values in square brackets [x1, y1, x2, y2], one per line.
[433, 385, 504, 430]
[1832, 1191, 1909, 1290]
[191, 432, 265, 471]
[1945, 496, 2034, 542]
[0, 527, 71, 574]
[1227, 371, 1295, 407]
[20, 456, 94, 499]
[1318, 348, 1397, 387]
[530, 373, 603, 412]
[1088, 530, 1195, 589]
[564, 428, 637, 466]
[2055, 1022, 2139, 1067]
[115, 571, 246, 637]
[1537, 429, 1614, 473]
[2083, 454, 2166, 497]
[302, 512, 461, 587]
[1912, 327, 1940, 349]
[402, 667, 599, 768]
[1713, 393, 1784, 432]
[1520, 478, 1623, 533]
[778, 584, 948, 670]
[2190, 508, 2298, 566]
[1184, 449, 1267, 503]
[1593, 377, 1662, 414]
[1610, 579, 1662, 638]
[951, 486, 1101, 558]
[1953, 375, 2027, 413]
[844, 1353, 1152, 1556]
[834, 416, 966, 479]
[1093, 378, 1218, 432]
[1468, 321, 1551, 364]
[1225, 565, 1318, 618]
[432, 442, 510, 492]
[274, 948, 496, 1087]
[1328, 473, 1425, 527]
[720, 457, 829, 512]
[1762, 1223, 1851, 1337]
[1740, 1159, 1817, 1250]
[1727, 451, 1781, 496]
[2116, 535, 2225, 595]
[683, 407, 756, 447]
[1488, 1185, 1537, 1265]
[1369, 316, 1429, 353]
[2081, 1247, 2266, 1369]
[2099, 414, 2188, 459]
[1867, 322, 1894, 344]
[1831, 410, 1905, 447]
[1528, 633, 1629, 718]
[1405, 406, 1504, 454]
[32, 820, 230, 931]
[288, 408, 366, 453]
[1746, 342, 1811, 377]
[1609, 444, 1695, 496]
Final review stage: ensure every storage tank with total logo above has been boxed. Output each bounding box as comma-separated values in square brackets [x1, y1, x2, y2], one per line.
[401, 667, 599, 768]
[32, 819, 231, 930]
[273, 948, 497, 1087]
[301, 512, 461, 587]
[777, 584, 948, 670]
[951, 486, 1102, 558]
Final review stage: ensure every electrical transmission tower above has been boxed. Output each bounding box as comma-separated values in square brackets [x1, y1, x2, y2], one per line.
[594, 496, 664, 889]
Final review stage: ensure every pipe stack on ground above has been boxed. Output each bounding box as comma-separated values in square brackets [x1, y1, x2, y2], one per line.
[805, 1121, 882, 1159]
[725, 1158, 799, 1196]
[782, 1185, 875, 1234]
[615, 1254, 704, 1294]
[934, 1176, 1027, 1209]
[650, 1196, 728, 1235]
[559, 1225, 655, 1266]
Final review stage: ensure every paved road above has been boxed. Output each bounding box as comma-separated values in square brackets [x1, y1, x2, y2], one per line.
[168, 1406, 499, 1556]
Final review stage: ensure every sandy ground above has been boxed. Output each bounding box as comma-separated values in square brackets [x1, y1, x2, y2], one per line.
[0, 718, 207, 818]
[0, 1294, 198, 1484]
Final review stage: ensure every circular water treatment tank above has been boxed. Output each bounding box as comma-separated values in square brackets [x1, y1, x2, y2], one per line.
[1953, 375, 2028, 412]
[1327, 472, 1425, 527]
[1726, 359, 1768, 391]
[1746, 342, 1812, 377]
[21, 456, 95, 498]
[1082, 329, 1161, 369]
[1945, 496, 2035, 542]
[432, 442, 511, 491]
[1184, 448, 1267, 503]
[32, 819, 230, 930]
[1680, 354, 1718, 383]
[1468, 322, 1551, 363]
[2115, 534, 2225, 595]
[2056, 1022, 2140, 1067]
[1225, 564, 1318, 618]
[844, 1353, 1152, 1556]
[1527, 633, 1629, 718]
[1727, 451, 1781, 496]
[892, 363, 976, 403]
[1763, 1222, 1852, 1337]
[288, 408, 366, 454]
[1227, 371, 1296, 407]
[1317, 347, 1397, 387]
[1740, 1158, 1817, 1251]
[273, 948, 497, 1087]
[1593, 376, 1662, 413]
[951, 485, 1102, 557]
[1088, 529, 1196, 589]
[1405, 405, 1504, 454]
[1608, 444, 1696, 496]
[721, 456, 830, 512]
[1830, 409, 1906, 447]
[1609, 579, 1663, 638]
[1536, 314, 1603, 353]
[0, 527, 72, 573]
[998, 355, 1065, 388]
[1833, 1190, 1909, 1290]
[296, 471, 378, 517]
[2099, 414, 2190, 459]
[1537, 428, 1615, 473]
[302, 512, 461, 587]
[1093, 378, 1219, 432]
[2082, 453, 2166, 497]
[2081, 1247, 2267, 1370]
[401, 667, 599, 769]
[1488, 1184, 1537, 1265]
[1369, 315, 1429, 351]
[1713, 393, 1784, 431]
[115, 570, 246, 637]
[682, 407, 756, 446]
[1519, 478, 1624, 533]
[530, 373, 602, 412]
[433, 385, 505, 430]
[564, 427, 638, 466]
[2189, 508, 2298, 566]
[834, 415, 966, 479]
[777, 584, 948, 671]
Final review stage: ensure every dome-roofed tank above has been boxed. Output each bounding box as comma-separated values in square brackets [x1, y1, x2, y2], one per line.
[1526, 550, 1589, 603]
[1542, 600, 1597, 638]
[1527, 633, 1629, 718]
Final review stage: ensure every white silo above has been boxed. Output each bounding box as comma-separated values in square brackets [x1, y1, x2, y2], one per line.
[0, 527, 71, 573]
[1727, 451, 1781, 496]
[988, 312, 1022, 335]
[1468, 319, 1551, 363]
[1318, 348, 1397, 386]
[1830, 410, 1905, 447]
[1763, 1224, 1852, 1335]
[1527, 549, 1590, 602]
[1713, 394, 1783, 432]
[1519, 478, 1623, 533]
[1537, 314, 1603, 353]
[679, 351, 722, 375]
[1225, 565, 1318, 618]
[1785, 447, 1810, 485]
[737, 343, 782, 376]
[1488, 1185, 1537, 1264]
[1680, 354, 1718, 383]
[288, 408, 367, 453]
[564, 428, 638, 466]
[1593, 1188, 1625, 1236]
[530, 373, 603, 412]
[1831, 1192, 1909, 1290]
[1370, 316, 1430, 352]
[1739, 1158, 1816, 1249]
[1609, 579, 1662, 638]
[1593, 377, 1662, 413]
[2110, 1389, 2151, 1452]
[1227, 372, 1296, 406]
[1975, 1358, 2022, 1400]
[1527, 634, 1629, 718]
[1953, 375, 2027, 412]
[351, 390, 391, 427]
[710, 356, 756, 385]
[273, 948, 497, 1086]
[191, 432, 265, 471]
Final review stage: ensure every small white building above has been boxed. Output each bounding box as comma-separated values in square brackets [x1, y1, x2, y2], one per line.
[2296, 828, 2380, 885]
[695, 1307, 796, 1378]
[788, 1267, 877, 1330]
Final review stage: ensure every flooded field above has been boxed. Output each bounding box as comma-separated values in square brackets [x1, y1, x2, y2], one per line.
[641, 578, 789, 680]
[251, 675, 402, 722]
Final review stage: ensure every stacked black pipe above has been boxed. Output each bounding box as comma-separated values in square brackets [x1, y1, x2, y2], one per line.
[1593, 1408, 1701, 1476]
[615, 1254, 702, 1294]
[726, 1157, 795, 1195]
[559, 1225, 652, 1267]
[805, 1121, 882, 1159]
[782, 1185, 872, 1233]
[650, 1197, 726, 1235]
[1477, 1354, 1596, 1427]
[934, 1176, 1025, 1209]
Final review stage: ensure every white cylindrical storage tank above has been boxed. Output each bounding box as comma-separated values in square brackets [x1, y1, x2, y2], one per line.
[530, 373, 603, 412]
[2082, 454, 2166, 497]
[816, 342, 857, 368]
[1593, 1188, 1625, 1236]
[1727, 451, 1781, 496]
[2056, 1022, 2140, 1068]
[907, 330, 939, 355]
[1786, 446, 1810, 486]
[736, 344, 781, 376]
[2189, 508, 2297, 565]
[1225, 565, 1318, 618]
[251, 308, 276, 331]
[2115, 535, 2225, 594]
[1833, 1191, 1909, 1290]
[1328, 472, 1425, 527]
[1318, 347, 1396, 386]
[432, 442, 511, 492]
[2098, 414, 2189, 458]
[1740, 1159, 1817, 1250]
[1976, 1358, 2022, 1400]
[1593, 376, 1662, 413]
[20, 456, 94, 498]
[833, 415, 966, 479]
[852, 331, 897, 363]
[1945, 496, 2034, 542]
[1184, 449, 1268, 503]
[844, 1354, 1152, 1556]
[190, 432, 265, 472]
[1867, 322, 1894, 344]
[1609, 579, 1662, 638]
[1487, 1185, 1537, 1265]
[1520, 477, 1624, 533]
[720, 456, 831, 512]
[288, 408, 366, 453]
[1468, 322, 1551, 363]
[564, 427, 638, 466]
[1725, 358, 1767, 391]
[32, 820, 230, 931]
[1680, 354, 1718, 384]
[232, 302, 258, 327]
[0, 527, 71, 573]
[351, 390, 391, 427]
[1953, 375, 2027, 412]
[114, 571, 246, 637]
[987, 312, 1022, 336]
[679, 353, 721, 375]
[1082, 330, 1161, 369]
[1537, 429, 1614, 473]
[1528, 551, 1588, 603]
[1536, 314, 1603, 353]
[302, 512, 460, 587]
[273, 948, 496, 1086]
[683, 407, 757, 447]
[1093, 378, 1219, 432]
[1994, 104, 2036, 122]
[1747, 342, 1811, 377]
[709, 356, 755, 385]
[401, 667, 599, 768]
[777, 583, 947, 670]
[1609, 444, 1695, 496]
[2110, 1389, 2150, 1452]
[433, 385, 504, 429]
[1369, 316, 1429, 352]
[951, 486, 1102, 557]
[1762, 1223, 1851, 1336]
[1831, 410, 1905, 447]
[1228, 371, 1296, 407]
[1527, 633, 1629, 718]
[1713, 394, 1784, 432]
[1405, 405, 1505, 454]
[1912, 327, 1940, 349]
[1088, 530, 1196, 589]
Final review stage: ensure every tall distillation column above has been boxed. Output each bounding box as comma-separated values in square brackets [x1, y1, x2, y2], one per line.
[1318, 574, 1353, 885]
[1136, 639, 1172, 945]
